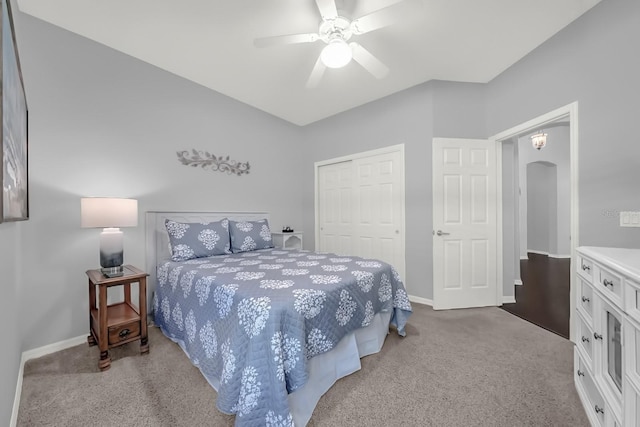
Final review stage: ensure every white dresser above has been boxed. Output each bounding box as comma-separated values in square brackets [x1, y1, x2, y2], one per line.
[575, 246, 640, 426]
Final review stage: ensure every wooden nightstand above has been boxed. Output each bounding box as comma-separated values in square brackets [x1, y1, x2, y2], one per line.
[86, 265, 149, 371]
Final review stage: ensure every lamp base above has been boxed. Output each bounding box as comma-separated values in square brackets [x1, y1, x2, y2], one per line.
[101, 266, 124, 278]
[100, 228, 124, 277]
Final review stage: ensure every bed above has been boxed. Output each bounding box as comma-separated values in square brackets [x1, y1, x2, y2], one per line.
[145, 211, 412, 426]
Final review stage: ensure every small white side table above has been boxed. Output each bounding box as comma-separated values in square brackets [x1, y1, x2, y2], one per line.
[272, 232, 303, 250]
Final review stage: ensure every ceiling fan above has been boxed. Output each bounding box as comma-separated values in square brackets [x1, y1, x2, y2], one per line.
[254, 0, 418, 88]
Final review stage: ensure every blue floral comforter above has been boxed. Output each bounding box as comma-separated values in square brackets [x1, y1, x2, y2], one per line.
[153, 248, 412, 426]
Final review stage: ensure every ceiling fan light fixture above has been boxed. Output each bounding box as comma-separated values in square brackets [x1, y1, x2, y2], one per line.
[320, 39, 352, 68]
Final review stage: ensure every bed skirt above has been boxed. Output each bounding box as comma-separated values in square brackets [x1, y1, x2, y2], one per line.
[160, 309, 392, 426]
[288, 310, 392, 426]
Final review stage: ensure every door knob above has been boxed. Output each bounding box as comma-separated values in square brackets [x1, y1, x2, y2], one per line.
[436, 230, 450, 236]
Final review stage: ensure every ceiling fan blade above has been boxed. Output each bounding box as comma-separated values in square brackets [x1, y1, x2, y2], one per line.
[351, 0, 420, 34]
[306, 55, 327, 88]
[350, 42, 389, 79]
[254, 33, 319, 48]
[315, 0, 338, 20]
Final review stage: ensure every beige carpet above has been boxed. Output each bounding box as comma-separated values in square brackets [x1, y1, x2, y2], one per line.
[17, 303, 588, 426]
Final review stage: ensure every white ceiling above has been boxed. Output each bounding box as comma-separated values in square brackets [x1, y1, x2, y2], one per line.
[16, 0, 601, 126]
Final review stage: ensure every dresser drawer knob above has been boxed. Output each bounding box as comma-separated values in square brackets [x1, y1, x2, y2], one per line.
[594, 405, 604, 415]
[594, 332, 603, 340]
[581, 336, 590, 343]
[582, 264, 591, 271]
[118, 329, 131, 339]
[581, 296, 590, 303]
[577, 370, 585, 377]
[603, 279, 613, 287]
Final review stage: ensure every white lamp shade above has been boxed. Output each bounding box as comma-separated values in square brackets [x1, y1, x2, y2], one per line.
[320, 39, 352, 68]
[81, 198, 138, 228]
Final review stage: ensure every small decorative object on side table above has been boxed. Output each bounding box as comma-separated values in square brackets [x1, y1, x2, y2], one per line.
[86, 265, 149, 371]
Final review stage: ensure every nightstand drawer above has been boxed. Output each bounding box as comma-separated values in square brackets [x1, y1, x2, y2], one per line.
[108, 321, 141, 345]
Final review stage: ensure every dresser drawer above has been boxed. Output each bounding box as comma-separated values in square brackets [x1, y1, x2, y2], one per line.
[575, 352, 605, 426]
[576, 312, 594, 366]
[578, 254, 594, 283]
[625, 378, 640, 427]
[579, 279, 594, 325]
[598, 267, 623, 305]
[108, 321, 141, 345]
[624, 317, 640, 389]
[625, 279, 640, 325]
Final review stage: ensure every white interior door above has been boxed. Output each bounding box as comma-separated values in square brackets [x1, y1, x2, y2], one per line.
[432, 138, 498, 310]
[318, 161, 354, 255]
[353, 151, 404, 275]
[317, 146, 406, 280]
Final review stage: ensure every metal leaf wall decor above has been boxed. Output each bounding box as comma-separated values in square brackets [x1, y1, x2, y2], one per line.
[177, 150, 250, 176]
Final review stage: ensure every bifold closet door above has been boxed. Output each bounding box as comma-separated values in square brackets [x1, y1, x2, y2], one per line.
[318, 150, 405, 279]
[352, 151, 404, 273]
[318, 161, 354, 256]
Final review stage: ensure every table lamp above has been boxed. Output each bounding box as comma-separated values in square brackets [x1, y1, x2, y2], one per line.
[81, 197, 138, 277]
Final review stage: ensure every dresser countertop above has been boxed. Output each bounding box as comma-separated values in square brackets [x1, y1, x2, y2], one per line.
[578, 246, 640, 282]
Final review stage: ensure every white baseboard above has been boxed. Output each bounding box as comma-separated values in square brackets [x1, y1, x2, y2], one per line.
[10, 362, 23, 427]
[410, 294, 517, 306]
[520, 255, 528, 260]
[11, 334, 86, 427]
[514, 279, 523, 286]
[549, 253, 571, 259]
[409, 295, 432, 306]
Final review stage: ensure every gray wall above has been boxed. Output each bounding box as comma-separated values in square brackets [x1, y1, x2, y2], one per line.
[0, 223, 21, 425]
[302, 81, 486, 300]
[14, 12, 305, 354]
[487, 0, 640, 249]
[526, 162, 557, 254]
[303, 82, 435, 300]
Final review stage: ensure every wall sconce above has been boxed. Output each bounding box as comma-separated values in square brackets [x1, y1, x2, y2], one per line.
[531, 131, 548, 150]
[81, 197, 138, 277]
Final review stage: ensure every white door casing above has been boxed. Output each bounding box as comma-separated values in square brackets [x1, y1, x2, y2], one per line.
[491, 101, 579, 342]
[432, 138, 498, 310]
[315, 145, 406, 281]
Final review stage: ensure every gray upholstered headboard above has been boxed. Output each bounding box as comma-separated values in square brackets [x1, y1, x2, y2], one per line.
[145, 211, 270, 314]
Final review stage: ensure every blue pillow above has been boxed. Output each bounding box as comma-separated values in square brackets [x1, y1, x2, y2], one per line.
[229, 219, 274, 253]
[165, 218, 231, 261]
